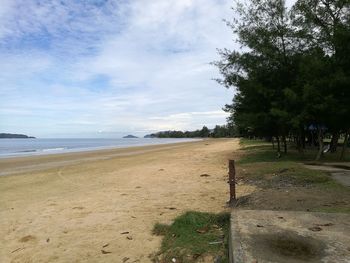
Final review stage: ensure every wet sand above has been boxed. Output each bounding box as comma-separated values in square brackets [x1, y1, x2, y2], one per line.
[0, 139, 242, 263]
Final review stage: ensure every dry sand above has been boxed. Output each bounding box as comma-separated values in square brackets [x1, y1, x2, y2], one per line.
[0, 139, 245, 263]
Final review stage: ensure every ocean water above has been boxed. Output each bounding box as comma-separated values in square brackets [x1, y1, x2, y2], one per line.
[0, 138, 199, 158]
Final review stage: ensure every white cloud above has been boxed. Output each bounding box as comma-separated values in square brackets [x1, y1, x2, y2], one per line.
[145, 111, 229, 131]
[0, 0, 238, 136]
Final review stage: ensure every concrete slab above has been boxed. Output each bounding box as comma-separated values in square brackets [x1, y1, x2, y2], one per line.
[229, 210, 350, 263]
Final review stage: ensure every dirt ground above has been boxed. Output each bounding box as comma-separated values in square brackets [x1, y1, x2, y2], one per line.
[0, 139, 247, 263]
[304, 163, 350, 187]
[234, 163, 350, 214]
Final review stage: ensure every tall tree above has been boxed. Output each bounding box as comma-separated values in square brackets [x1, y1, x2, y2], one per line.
[216, 0, 349, 160]
[215, 0, 298, 154]
[293, 0, 350, 159]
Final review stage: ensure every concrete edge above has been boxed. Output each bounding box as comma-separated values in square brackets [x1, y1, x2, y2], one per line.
[229, 211, 245, 263]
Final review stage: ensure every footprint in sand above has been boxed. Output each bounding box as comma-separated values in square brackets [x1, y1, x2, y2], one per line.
[72, 206, 84, 210]
[19, 235, 36, 243]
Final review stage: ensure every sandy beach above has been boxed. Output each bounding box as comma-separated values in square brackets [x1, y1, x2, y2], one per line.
[0, 138, 242, 263]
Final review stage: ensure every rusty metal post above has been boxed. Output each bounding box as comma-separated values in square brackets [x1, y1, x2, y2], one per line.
[228, 160, 236, 204]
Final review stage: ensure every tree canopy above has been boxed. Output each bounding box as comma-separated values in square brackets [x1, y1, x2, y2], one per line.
[215, 0, 350, 160]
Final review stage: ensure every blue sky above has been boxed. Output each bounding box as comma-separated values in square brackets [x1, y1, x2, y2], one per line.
[0, 0, 294, 138]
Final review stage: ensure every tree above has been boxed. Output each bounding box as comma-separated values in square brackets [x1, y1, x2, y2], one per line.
[212, 124, 236, 138]
[199, 126, 210, 137]
[216, 0, 350, 160]
[215, 0, 299, 154]
[293, 0, 350, 159]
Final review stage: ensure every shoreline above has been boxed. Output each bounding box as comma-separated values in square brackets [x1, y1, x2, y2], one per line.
[0, 140, 203, 177]
[0, 138, 201, 159]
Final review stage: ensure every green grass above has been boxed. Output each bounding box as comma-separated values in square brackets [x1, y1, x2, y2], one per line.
[237, 138, 350, 213]
[238, 145, 306, 164]
[151, 211, 230, 263]
[311, 207, 350, 213]
[238, 139, 350, 164]
[240, 161, 343, 189]
[153, 223, 171, 236]
[239, 138, 270, 146]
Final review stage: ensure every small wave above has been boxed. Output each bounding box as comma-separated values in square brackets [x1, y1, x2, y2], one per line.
[42, 147, 65, 152]
[17, 149, 37, 153]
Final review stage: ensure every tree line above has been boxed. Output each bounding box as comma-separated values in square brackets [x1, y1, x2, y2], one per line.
[145, 125, 237, 138]
[215, 0, 350, 160]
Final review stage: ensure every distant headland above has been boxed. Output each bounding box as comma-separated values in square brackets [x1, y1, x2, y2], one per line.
[0, 133, 36, 139]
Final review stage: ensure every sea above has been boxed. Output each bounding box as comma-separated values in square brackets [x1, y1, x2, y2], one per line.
[0, 138, 199, 158]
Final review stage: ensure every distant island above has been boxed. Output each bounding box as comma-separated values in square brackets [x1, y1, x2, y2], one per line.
[0, 133, 36, 139]
[123, 135, 138, 138]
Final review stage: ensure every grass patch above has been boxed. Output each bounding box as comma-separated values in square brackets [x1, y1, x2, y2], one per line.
[240, 161, 341, 189]
[238, 145, 308, 164]
[151, 211, 230, 263]
[238, 139, 350, 164]
[236, 138, 350, 213]
[239, 138, 270, 146]
[311, 207, 350, 213]
[153, 223, 170, 236]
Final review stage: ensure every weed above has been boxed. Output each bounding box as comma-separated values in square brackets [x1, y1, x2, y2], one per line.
[152, 211, 230, 263]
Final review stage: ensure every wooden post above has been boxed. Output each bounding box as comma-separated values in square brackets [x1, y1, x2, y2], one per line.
[229, 160, 236, 204]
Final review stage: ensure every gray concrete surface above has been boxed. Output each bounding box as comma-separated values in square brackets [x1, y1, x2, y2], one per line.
[230, 210, 350, 263]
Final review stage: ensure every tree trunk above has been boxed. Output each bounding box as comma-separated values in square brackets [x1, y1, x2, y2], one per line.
[276, 136, 281, 158]
[306, 132, 312, 147]
[311, 131, 314, 147]
[282, 135, 287, 154]
[301, 129, 306, 149]
[296, 135, 301, 152]
[315, 128, 324, 161]
[272, 137, 275, 149]
[340, 130, 349, 160]
[329, 131, 340, 153]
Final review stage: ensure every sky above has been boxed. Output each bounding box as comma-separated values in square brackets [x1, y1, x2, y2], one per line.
[0, 0, 295, 138]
